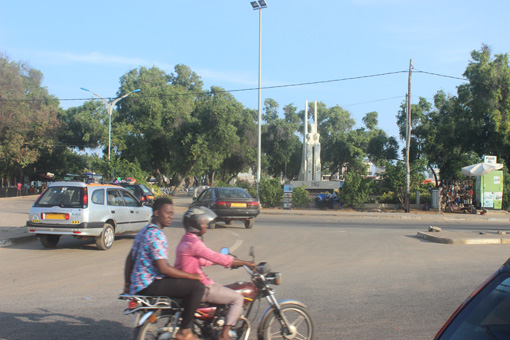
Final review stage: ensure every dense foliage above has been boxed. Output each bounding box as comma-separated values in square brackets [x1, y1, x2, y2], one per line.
[0, 55, 61, 180]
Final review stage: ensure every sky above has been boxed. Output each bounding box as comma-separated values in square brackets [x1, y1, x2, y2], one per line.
[1, 0, 509, 146]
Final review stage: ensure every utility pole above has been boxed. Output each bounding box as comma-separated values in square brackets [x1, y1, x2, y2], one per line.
[405, 59, 413, 213]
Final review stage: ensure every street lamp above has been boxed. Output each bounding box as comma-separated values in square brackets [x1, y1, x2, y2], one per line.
[80, 87, 140, 160]
[250, 0, 267, 202]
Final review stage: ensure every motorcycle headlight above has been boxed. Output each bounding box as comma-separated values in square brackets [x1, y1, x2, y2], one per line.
[266, 272, 282, 285]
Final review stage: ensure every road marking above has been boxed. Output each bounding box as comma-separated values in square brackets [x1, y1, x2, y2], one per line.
[229, 231, 243, 253]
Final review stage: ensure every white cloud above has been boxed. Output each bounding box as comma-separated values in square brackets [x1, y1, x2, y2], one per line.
[195, 68, 257, 87]
[6, 48, 284, 88]
[8, 48, 173, 68]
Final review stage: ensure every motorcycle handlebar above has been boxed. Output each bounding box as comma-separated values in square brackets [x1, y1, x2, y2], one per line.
[243, 264, 254, 275]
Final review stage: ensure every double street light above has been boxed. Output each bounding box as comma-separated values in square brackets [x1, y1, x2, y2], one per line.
[80, 87, 140, 160]
[250, 0, 267, 202]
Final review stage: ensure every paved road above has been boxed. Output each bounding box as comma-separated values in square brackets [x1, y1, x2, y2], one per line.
[2, 204, 510, 340]
[2, 193, 510, 247]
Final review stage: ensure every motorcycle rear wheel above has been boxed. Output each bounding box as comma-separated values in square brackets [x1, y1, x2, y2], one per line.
[259, 304, 314, 340]
[133, 315, 174, 340]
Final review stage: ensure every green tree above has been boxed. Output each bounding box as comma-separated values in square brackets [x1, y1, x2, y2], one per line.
[116, 65, 198, 176]
[381, 159, 426, 206]
[186, 86, 244, 186]
[316, 104, 392, 177]
[261, 99, 302, 179]
[338, 171, 372, 209]
[30, 148, 88, 179]
[396, 46, 510, 182]
[0, 55, 60, 181]
[220, 108, 257, 183]
[460, 45, 510, 162]
[59, 100, 107, 150]
[258, 176, 283, 207]
[363, 111, 398, 165]
[92, 155, 148, 184]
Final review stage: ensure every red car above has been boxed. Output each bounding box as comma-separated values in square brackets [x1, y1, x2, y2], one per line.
[435, 258, 510, 339]
[117, 183, 155, 205]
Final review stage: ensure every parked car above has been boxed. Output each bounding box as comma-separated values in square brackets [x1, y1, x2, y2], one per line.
[117, 182, 155, 205]
[189, 187, 260, 229]
[26, 181, 152, 250]
[435, 257, 510, 339]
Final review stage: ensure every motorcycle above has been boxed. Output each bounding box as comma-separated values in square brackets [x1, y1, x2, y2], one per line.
[120, 247, 314, 340]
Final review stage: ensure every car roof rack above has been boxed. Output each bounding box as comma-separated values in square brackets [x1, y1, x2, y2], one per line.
[57, 173, 106, 184]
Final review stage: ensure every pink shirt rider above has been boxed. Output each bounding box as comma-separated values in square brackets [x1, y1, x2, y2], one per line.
[175, 232, 233, 286]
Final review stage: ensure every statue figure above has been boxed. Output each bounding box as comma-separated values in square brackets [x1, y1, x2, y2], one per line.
[298, 100, 321, 181]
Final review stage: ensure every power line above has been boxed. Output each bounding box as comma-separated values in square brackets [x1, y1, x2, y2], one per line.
[0, 69, 467, 103]
[344, 95, 405, 107]
[413, 69, 467, 81]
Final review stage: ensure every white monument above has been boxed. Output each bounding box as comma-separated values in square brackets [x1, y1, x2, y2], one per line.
[298, 100, 321, 181]
[291, 100, 339, 192]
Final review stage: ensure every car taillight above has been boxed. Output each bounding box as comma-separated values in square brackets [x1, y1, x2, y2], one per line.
[216, 201, 228, 207]
[140, 196, 145, 201]
[83, 187, 88, 207]
[247, 201, 259, 207]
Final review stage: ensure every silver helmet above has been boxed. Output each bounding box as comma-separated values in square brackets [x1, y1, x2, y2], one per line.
[183, 206, 217, 234]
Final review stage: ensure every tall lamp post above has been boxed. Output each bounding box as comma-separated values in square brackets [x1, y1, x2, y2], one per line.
[250, 0, 267, 202]
[80, 87, 140, 160]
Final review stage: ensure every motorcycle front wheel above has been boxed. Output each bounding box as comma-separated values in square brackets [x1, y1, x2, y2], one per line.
[259, 303, 314, 340]
[133, 315, 174, 340]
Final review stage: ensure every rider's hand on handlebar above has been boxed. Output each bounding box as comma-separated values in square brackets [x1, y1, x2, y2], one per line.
[231, 259, 256, 269]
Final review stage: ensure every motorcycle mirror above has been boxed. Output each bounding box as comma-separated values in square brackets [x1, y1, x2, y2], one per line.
[220, 247, 229, 255]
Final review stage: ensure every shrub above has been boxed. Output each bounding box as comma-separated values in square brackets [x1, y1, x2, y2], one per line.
[214, 180, 229, 188]
[91, 156, 148, 184]
[292, 184, 310, 207]
[377, 191, 398, 204]
[258, 177, 283, 207]
[232, 180, 257, 199]
[339, 172, 373, 209]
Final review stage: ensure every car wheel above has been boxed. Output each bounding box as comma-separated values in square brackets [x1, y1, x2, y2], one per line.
[95, 223, 115, 250]
[244, 219, 254, 229]
[39, 235, 60, 248]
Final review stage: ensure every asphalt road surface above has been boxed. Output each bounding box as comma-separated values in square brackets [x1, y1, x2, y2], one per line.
[1, 210, 510, 339]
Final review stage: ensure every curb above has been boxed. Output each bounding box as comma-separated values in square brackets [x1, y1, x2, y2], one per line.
[416, 231, 510, 245]
[261, 209, 510, 222]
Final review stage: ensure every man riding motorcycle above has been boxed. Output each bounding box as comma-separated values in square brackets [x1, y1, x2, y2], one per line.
[124, 198, 205, 340]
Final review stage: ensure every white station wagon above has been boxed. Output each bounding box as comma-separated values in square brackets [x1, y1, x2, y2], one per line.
[27, 181, 152, 250]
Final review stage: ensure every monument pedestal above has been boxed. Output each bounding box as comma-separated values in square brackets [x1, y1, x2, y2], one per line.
[290, 180, 341, 194]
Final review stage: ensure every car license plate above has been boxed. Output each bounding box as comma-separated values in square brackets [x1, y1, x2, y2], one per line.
[231, 203, 247, 208]
[45, 213, 66, 220]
